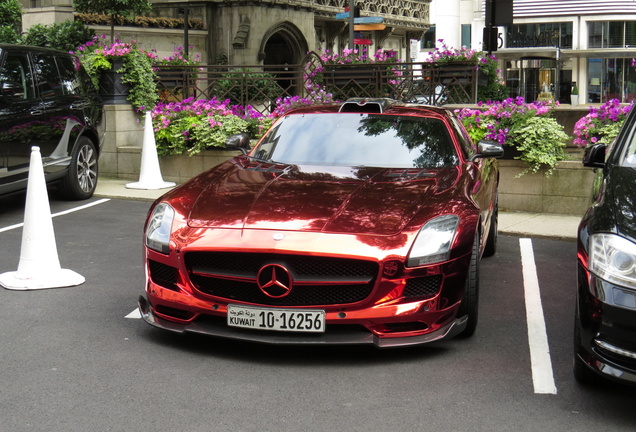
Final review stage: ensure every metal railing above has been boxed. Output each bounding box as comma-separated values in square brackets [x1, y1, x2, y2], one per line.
[154, 54, 480, 115]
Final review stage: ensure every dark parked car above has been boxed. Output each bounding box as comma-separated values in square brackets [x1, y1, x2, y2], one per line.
[0, 44, 103, 200]
[139, 98, 503, 347]
[575, 105, 636, 385]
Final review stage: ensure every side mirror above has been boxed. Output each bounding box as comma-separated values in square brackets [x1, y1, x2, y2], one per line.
[583, 143, 606, 168]
[225, 132, 251, 154]
[471, 139, 504, 160]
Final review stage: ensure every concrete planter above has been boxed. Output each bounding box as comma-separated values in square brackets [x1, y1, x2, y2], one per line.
[158, 149, 241, 184]
[498, 159, 595, 216]
[107, 147, 241, 184]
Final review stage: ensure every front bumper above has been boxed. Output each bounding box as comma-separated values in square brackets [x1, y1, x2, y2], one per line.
[576, 263, 636, 384]
[138, 295, 467, 348]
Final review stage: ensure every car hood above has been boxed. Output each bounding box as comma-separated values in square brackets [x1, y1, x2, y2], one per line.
[186, 160, 463, 235]
[606, 166, 636, 240]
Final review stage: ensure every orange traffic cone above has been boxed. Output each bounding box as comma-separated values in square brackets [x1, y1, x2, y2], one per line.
[0, 146, 85, 290]
[126, 111, 176, 190]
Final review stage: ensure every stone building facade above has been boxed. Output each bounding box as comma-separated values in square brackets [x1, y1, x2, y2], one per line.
[19, 0, 432, 65]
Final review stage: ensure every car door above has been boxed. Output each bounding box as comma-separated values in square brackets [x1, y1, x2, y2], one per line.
[0, 49, 38, 187]
[32, 52, 76, 171]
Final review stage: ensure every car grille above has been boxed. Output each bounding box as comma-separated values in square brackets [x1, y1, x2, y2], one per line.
[185, 252, 379, 306]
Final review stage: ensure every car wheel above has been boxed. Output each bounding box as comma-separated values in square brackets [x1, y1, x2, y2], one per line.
[483, 195, 498, 257]
[573, 307, 603, 385]
[457, 233, 480, 338]
[58, 137, 98, 200]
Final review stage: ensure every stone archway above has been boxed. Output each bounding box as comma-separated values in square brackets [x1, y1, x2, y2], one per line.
[259, 21, 308, 95]
[258, 21, 307, 64]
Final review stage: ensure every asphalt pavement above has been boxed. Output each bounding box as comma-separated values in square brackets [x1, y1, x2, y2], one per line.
[94, 178, 582, 241]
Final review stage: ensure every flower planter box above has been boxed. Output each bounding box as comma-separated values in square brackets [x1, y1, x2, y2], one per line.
[98, 60, 129, 104]
[325, 65, 388, 87]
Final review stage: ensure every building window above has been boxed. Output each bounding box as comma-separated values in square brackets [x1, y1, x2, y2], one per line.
[461, 24, 471, 48]
[421, 25, 435, 49]
[588, 21, 636, 48]
[505, 23, 573, 49]
[587, 58, 636, 103]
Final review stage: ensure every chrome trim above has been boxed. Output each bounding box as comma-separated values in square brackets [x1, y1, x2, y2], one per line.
[595, 339, 636, 360]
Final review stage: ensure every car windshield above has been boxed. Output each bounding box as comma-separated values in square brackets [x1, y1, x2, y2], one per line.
[252, 113, 459, 168]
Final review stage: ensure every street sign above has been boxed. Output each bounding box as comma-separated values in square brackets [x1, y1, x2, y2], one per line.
[354, 38, 373, 45]
[354, 24, 386, 31]
[354, 17, 384, 24]
[335, 14, 384, 24]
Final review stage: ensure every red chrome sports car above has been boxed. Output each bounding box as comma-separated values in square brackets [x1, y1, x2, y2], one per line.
[138, 98, 503, 347]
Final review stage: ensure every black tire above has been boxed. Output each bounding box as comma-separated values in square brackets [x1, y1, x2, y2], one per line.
[573, 307, 603, 385]
[58, 137, 98, 200]
[483, 195, 498, 257]
[457, 233, 480, 338]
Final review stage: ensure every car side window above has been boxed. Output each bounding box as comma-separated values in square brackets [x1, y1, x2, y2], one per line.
[0, 52, 36, 100]
[33, 53, 65, 98]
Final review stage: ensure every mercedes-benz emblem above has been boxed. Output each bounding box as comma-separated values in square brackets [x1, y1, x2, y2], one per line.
[256, 264, 293, 298]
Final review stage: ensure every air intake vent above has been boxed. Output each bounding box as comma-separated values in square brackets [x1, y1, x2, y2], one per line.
[339, 98, 394, 113]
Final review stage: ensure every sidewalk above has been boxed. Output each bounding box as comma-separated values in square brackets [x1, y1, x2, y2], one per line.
[95, 178, 581, 240]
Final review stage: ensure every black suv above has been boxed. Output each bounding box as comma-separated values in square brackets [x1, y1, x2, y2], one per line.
[575, 105, 636, 386]
[0, 44, 103, 200]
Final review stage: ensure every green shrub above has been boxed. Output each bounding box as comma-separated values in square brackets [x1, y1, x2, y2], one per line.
[23, 21, 95, 52]
[152, 98, 271, 156]
[0, 25, 20, 43]
[456, 98, 567, 176]
[0, 0, 21, 29]
[506, 116, 568, 175]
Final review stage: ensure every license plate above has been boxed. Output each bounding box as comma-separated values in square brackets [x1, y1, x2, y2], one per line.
[227, 304, 325, 333]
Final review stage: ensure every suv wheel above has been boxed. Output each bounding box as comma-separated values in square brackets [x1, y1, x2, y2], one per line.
[58, 137, 98, 200]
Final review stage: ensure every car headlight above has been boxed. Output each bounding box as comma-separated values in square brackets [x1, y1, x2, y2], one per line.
[407, 215, 459, 267]
[145, 203, 175, 254]
[589, 233, 636, 290]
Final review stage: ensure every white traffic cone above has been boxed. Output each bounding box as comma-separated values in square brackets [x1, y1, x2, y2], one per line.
[126, 111, 176, 190]
[0, 146, 85, 290]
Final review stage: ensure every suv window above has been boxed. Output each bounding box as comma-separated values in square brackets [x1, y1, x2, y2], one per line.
[33, 53, 65, 98]
[56, 55, 88, 96]
[0, 52, 36, 100]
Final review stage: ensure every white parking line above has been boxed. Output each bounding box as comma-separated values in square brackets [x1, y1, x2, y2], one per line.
[126, 308, 141, 319]
[519, 238, 557, 395]
[0, 198, 111, 233]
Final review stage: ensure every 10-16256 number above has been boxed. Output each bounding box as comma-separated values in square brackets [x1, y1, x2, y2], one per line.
[227, 304, 325, 333]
